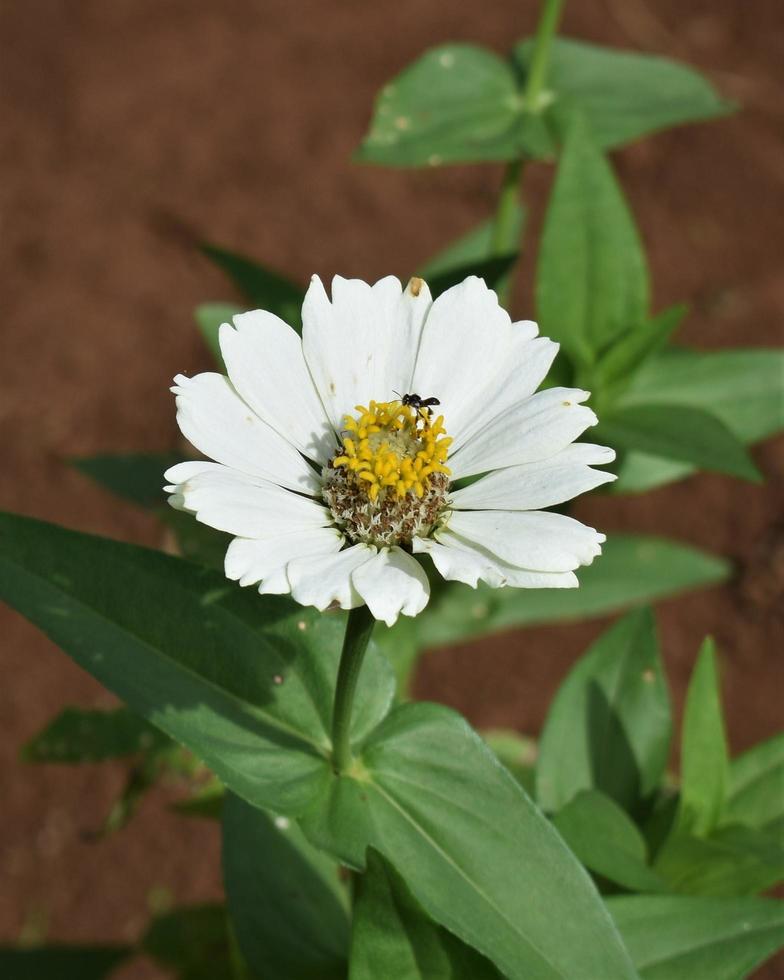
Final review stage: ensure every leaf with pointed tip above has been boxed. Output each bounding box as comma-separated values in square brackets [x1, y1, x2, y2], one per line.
[0, 511, 394, 817]
[536, 608, 671, 815]
[607, 894, 784, 980]
[200, 244, 304, 329]
[594, 305, 687, 398]
[350, 850, 501, 979]
[418, 210, 525, 280]
[724, 733, 784, 834]
[301, 702, 637, 980]
[223, 793, 349, 980]
[536, 114, 649, 366]
[426, 253, 519, 299]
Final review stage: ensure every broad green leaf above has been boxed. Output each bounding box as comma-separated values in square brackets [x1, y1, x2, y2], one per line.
[142, 905, 237, 980]
[0, 511, 394, 817]
[22, 706, 168, 763]
[201, 244, 304, 329]
[350, 850, 501, 980]
[536, 114, 649, 366]
[418, 209, 525, 279]
[483, 729, 537, 796]
[162, 508, 230, 570]
[536, 608, 671, 814]
[194, 302, 243, 370]
[595, 404, 761, 482]
[223, 793, 348, 980]
[675, 638, 729, 837]
[301, 702, 637, 980]
[655, 824, 784, 897]
[614, 348, 784, 493]
[357, 44, 523, 168]
[513, 38, 733, 153]
[426, 252, 518, 299]
[71, 452, 180, 510]
[408, 533, 729, 650]
[607, 894, 784, 980]
[594, 305, 687, 399]
[552, 789, 665, 893]
[724, 733, 784, 833]
[0, 947, 131, 979]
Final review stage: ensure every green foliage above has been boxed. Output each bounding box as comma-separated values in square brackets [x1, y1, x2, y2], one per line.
[607, 895, 784, 980]
[595, 404, 761, 483]
[194, 302, 242, 369]
[301, 701, 636, 980]
[536, 114, 649, 367]
[222, 793, 349, 979]
[536, 608, 671, 815]
[350, 850, 501, 979]
[417, 210, 524, 280]
[358, 38, 730, 167]
[22, 706, 168, 763]
[71, 453, 180, 510]
[552, 789, 665, 893]
[675, 639, 730, 837]
[482, 728, 537, 795]
[142, 905, 239, 980]
[0, 511, 394, 816]
[613, 348, 784, 493]
[200, 243, 304, 329]
[0, 947, 130, 979]
[724, 733, 784, 834]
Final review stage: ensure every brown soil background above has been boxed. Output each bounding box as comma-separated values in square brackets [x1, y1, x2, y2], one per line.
[1, 1, 782, 976]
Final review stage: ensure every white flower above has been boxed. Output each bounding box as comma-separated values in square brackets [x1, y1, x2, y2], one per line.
[165, 275, 616, 626]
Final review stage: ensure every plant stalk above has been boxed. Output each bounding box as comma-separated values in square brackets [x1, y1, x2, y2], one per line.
[330, 605, 376, 773]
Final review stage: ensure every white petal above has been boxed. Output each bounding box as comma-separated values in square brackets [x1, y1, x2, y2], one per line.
[287, 543, 376, 611]
[413, 532, 578, 589]
[449, 334, 559, 454]
[219, 311, 334, 463]
[224, 527, 344, 592]
[450, 443, 617, 511]
[172, 372, 319, 493]
[446, 509, 605, 572]
[448, 387, 598, 479]
[170, 466, 331, 538]
[302, 275, 431, 432]
[410, 277, 514, 444]
[351, 546, 430, 626]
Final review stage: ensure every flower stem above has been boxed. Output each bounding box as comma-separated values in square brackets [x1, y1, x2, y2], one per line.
[331, 605, 376, 773]
[489, 0, 566, 294]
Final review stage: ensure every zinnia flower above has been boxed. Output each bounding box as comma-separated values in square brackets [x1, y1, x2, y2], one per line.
[165, 275, 615, 626]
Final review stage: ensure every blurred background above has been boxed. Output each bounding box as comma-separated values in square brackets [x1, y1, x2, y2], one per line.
[1, 0, 782, 975]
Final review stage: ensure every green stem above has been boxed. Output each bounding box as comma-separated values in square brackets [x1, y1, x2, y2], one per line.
[489, 0, 566, 284]
[331, 605, 376, 773]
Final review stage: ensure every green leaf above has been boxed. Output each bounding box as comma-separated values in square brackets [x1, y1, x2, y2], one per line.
[725, 733, 784, 833]
[513, 38, 733, 153]
[350, 850, 501, 980]
[654, 824, 784, 897]
[607, 894, 784, 980]
[0, 511, 394, 817]
[408, 533, 729, 650]
[426, 253, 519, 299]
[201, 244, 304, 329]
[172, 781, 225, 820]
[222, 793, 348, 980]
[418, 210, 525, 280]
[536, 114, 649, 366]
[483, 729, 537, 796]
[675, 638, 729, 837]
[536, 608, 671, 815]
[21, 706, 169, 763]
[614, 348, 784, 493]
[71, 452, 180, 510]
[552, 789, 665, 893]
[142, 905, 237, 980]
[594, 305, 687, 398]
[356, 44, 523, 168]
[0, 947, 131, 980]
[194, 302, 243, 370]
[301, 702, 637, 980]
[595, 404, 761, 482]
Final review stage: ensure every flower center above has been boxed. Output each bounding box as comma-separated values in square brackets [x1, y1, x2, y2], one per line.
[322, 399, 452, 547]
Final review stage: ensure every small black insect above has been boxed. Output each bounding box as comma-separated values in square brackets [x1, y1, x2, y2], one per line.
[394, 391, 441, 415]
